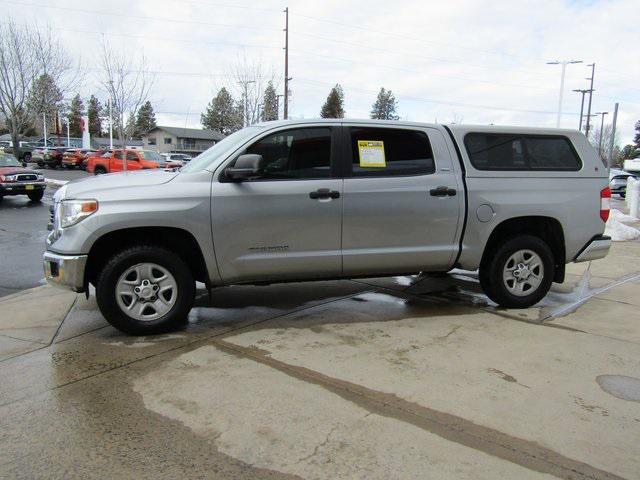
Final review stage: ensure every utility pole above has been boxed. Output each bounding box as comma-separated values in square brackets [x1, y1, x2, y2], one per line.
[547, 60, 582, 127]
[572, 89, 591, 131]
[585, 63, 596, 137]
[283, 7, 291, 120]
[595, 111, 608, 158]
[608, 103, 619, 166]
[66, 116, 70, 147]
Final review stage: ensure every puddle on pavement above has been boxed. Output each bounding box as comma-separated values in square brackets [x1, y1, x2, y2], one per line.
[596, 375, 640, 402]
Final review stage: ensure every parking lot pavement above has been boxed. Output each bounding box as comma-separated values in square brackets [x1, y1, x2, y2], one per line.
[2, 243, 640, 479]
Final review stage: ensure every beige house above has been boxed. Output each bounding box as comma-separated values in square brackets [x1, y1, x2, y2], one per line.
[142, 126, 224, 155]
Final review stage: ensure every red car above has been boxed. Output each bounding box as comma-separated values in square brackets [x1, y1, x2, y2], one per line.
[62, 149, 97, 169]
[86, 149, 182, 175]
[0, 151, 46, 202]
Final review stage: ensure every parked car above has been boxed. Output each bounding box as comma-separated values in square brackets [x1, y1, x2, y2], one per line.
[0, 151, 46, 202]
[86, 149, 182, 174]
[62, 149, 96, 169]
[162, 153, 192, 164]
[609, 168, 636, 198]
[32, 147, 65, 169]
[44, 120, 611, 335]
[5, 143, 36, 164]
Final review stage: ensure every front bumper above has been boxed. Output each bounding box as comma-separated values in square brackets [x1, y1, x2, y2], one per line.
[574, 235, 612, 263]
[0, 182, 46, 195]
[43, 251, 88, 292]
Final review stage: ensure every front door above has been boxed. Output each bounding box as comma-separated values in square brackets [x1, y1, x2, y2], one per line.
[211, 126, 343, 284]
[341, 125, 463, 275]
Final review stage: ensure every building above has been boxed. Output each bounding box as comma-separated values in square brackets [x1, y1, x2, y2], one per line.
[141, 126, 224, 155]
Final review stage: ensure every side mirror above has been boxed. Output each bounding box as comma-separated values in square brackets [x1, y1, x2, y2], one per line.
[225, 154, 264, 181]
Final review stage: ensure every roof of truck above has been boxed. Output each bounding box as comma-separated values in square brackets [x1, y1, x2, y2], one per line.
[254, 118, 580, 136]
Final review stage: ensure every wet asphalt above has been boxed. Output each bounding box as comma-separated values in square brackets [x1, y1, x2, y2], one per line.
[0, 169, 89, 298]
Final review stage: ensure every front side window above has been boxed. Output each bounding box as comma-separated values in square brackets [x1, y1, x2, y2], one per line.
[349, 127, 435, 177]
[126, 152, 138, 161]
[139, 150, 163, 162]
[464, 133, 581, 171]
[239, 127, 332, 180]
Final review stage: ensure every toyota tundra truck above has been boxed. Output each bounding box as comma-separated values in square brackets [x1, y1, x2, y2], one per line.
[43, 120, 611, 334]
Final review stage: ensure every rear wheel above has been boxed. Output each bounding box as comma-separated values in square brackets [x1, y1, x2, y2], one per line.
[94, 166, 107, 175]
[37, 161, 44, 168]
[479, 235, 554, 308]
[24, 153, 32, 164]
[96, 245, 195, 335]
[27, 190, 44, 202]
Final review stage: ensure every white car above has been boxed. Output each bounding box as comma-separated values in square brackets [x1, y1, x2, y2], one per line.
[609, 168, 636, 198]
[161, 153, 192, 164]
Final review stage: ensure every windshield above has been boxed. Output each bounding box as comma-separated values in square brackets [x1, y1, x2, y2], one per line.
[0, 153, 21, 167]
[181, 127, 263, 173]
[139, 150, 164, 162]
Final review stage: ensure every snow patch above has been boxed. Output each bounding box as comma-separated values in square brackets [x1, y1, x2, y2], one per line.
[45, 178, 69, 187]
[605, 209, 640, 242]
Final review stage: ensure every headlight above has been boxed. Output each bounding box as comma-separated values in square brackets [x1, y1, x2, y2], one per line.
[59, 199, 98, 228]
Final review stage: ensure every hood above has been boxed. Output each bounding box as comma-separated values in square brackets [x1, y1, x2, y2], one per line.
[61, 168, 179, 200]
[0, 166, 38, 176]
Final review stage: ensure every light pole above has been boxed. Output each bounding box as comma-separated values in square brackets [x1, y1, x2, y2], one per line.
[584, 63, 596, 137]
[547, 60, 582, 127]
[572, 89, 591, 131]
[595, 111, 608, 158]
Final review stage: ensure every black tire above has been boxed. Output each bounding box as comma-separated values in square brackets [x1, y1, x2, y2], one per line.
[96, 245, 195, 335]
[24, 153, 32, 163]
[27, 190, 44, 202]
[37, 161, 44, 168]
[94, 166, 107, 175]
[479, 235, 554, 308]
[620, 192, 626, 199]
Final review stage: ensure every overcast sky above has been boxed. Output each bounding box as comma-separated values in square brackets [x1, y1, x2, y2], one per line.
[7, 0, 640, 143]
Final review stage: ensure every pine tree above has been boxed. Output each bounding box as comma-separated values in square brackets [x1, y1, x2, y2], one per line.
[320, 84, 345, 118]
[201, 87, 242, 135]
[26, 73, 64, 136]
[634, 120, 640, 151]
[370, 87, 399, 120]
[87, 95, 102, 137]
[67, 94, 84, 137]
[261, 81, 278, 122]
[135, 100, 157, 136]
[125, 113, 136, 140]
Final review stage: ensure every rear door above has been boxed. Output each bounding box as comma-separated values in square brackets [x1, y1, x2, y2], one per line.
[211, 125, 343, 283]
[341, 125, 463, 275]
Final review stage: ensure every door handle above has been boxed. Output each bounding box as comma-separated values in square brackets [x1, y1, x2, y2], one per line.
[429, 186, 457, 197]
[309, 188, 340, 200]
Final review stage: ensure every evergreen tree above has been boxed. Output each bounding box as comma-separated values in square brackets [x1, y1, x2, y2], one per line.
[634, 120, 640, 151]
[26, 73, 64, 136]
[261, 81, 278, 121]
[201, 87, 242, 135]
[67, 94, 84, 137]
[87, 95, 102, 137]
[135, 100, 157, 136]
[125, 113, 136, 140]
[370, 87, 399, 120]
[320, 84, 345, 118]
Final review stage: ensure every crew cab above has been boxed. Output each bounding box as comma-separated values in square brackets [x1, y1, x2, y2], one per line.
[43, 120, 611, 335]
[0, 151, 46, 201]
[85, 149, 179, 174]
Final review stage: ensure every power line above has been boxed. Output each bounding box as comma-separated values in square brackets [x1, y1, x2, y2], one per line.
[0, 0, 281, 32]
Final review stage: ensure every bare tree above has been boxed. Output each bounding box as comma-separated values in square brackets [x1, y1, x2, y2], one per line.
[0, 20, 78, 151]
[591, 123, 619, 166]
[98, 40, 154, 170]
[230, 55, 276, 127]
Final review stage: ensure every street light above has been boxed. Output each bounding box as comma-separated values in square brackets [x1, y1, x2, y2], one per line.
[595, 111, 608, 157]
[547, 60, 583, 127]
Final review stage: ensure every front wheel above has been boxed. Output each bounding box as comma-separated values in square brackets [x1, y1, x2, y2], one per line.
[27, 190, 44, 202]
[96, 245, 195, 335]
[479, 235, 554, 308]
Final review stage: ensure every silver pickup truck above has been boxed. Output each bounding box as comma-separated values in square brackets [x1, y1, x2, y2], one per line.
[44, 120, 611, 334]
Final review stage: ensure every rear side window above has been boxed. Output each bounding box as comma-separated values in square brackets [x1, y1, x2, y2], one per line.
[349, 127, 435, 177]
[464, 133, 581, 171]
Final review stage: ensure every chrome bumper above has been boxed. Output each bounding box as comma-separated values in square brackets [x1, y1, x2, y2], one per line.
[43, 251, 88, 292]
[574, 235, 612, 263]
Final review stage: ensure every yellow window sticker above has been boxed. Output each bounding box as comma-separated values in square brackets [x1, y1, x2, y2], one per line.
[358, 140, 386, 167]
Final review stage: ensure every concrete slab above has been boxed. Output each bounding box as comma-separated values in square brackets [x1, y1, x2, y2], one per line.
[0, 334, 42, 361]
[224, 291, 640, 480]
[0, 285, 76, 344]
